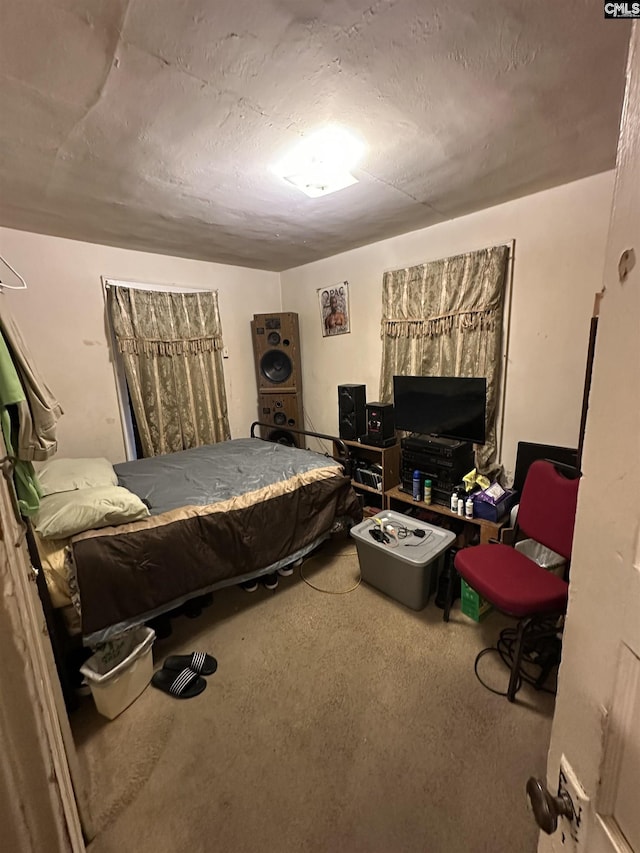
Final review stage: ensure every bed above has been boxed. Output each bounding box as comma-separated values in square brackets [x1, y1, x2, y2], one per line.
[38, 436, 361, 646]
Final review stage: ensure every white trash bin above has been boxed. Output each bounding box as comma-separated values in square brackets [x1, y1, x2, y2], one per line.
[80, 627, 155, 720]
[514, 538, 567, 578]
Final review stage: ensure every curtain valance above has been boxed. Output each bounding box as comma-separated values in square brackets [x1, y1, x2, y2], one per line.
[115, 336, 223, 357]
[381, 307, 499, 339]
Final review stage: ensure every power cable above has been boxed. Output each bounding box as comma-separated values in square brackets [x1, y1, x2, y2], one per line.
[474, 618, 562, 697]
[299, 547, 361, 594]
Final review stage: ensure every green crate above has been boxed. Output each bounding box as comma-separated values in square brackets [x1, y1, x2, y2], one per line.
[460, 579, 493, 622]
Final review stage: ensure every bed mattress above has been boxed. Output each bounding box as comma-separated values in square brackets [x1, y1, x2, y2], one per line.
[68, 439, 361, 645]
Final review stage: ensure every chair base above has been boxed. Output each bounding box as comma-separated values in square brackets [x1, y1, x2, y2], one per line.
[475, 618, 562, 701]
[442, 562, 563, 701]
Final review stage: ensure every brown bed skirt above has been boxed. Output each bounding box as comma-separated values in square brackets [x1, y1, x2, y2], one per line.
[71, 469, 361, 643]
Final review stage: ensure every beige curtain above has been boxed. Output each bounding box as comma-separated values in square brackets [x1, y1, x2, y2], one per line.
[379, 245, 509, 471]
[107, 286, 230, 457]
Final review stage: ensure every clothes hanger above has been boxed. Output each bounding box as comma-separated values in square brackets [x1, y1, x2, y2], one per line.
[0, 254, 28, 291]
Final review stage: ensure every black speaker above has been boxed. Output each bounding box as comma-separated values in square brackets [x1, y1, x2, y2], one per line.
[365, 402, 394, 446]
[338, 384, 366, 440]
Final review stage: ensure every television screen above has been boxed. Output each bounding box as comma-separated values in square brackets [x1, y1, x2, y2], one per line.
[393, 375, 487, 444]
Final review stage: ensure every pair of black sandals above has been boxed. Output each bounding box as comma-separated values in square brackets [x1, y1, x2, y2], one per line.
[151, 651, 217, 699]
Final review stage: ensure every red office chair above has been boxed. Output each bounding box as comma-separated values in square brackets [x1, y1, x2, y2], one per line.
[445, 460, 581, 702]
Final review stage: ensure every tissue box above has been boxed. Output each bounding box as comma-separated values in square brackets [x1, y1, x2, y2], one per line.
[473, 489, 518, 522]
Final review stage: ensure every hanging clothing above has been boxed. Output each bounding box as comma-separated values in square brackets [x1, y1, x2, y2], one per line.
[0, 331, 41, 515]
[0, 303, 63, 462]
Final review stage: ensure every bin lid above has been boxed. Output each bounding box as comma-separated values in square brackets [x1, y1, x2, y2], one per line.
[350, 510, 455, 566]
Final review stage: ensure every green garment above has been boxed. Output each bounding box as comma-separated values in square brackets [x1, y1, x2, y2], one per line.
[0, 331, 41, 515]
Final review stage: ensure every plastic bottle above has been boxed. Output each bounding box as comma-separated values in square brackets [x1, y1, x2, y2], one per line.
[450, 489, 459, 513]
[465, 495, 474, 519]
[457, 497, 464, 517]
[412, 470, 422, 501]
[423, 478, 432, 505]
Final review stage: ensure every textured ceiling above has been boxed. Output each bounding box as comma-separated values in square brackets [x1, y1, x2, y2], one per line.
[0, 0, 631, 271]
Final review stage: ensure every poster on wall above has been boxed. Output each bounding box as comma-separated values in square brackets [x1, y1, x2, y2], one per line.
[318, 282, 350, 337]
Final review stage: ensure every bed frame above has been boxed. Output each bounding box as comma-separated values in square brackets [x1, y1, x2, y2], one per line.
[31, 427, 355, 711]
[249, 422, 350, 466]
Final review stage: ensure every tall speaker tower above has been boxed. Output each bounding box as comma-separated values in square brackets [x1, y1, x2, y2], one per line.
[251, 313, 304, 448]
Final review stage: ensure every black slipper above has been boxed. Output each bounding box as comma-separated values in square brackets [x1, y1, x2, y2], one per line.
[151, 667, 207, 699]
[164, 651, 218, 676]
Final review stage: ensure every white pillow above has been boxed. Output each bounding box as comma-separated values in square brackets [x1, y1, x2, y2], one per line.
[34, 486, 150, 539]
[37, 457, 118, 497]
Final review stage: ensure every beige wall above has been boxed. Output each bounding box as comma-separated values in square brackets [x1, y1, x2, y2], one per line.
[0, 172, 614, 472]
[280, 172, 614, 478]
[0, 227, 280, 462]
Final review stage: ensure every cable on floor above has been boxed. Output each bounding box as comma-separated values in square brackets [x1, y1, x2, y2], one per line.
[299, 548, 362, 594]
[474, 618, 562, 697]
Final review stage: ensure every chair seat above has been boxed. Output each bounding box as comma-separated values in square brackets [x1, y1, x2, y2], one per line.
[454, 544, 568, 618]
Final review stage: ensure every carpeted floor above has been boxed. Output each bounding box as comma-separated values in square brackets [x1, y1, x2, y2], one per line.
[73, 538, 554, 853]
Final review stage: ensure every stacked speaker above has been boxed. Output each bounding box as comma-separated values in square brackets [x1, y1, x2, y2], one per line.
[251, 313, 304, 448]
[338, 384, 367, 440]
[338, 384, 395, 446]
[365, 401, 395, 446]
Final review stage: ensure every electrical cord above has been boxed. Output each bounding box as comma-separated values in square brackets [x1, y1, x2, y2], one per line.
[299, 548, 362, 594]
[395, 525, 432, 546]
[474, 648, 520, 697]
[369, 518, 432, 548]
[396, 526, 426, 539]
[474, 618, 562, 697]
[299, 519, 431, 594]
[303, 410, 332, 456]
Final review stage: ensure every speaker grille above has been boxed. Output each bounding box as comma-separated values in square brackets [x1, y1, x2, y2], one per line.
[339, 389, 355, 414]
[338, 384, 366, 440]
[267, 429, 297, 446]
[260, 350, 293, 384]
[340, 415, 359, 440]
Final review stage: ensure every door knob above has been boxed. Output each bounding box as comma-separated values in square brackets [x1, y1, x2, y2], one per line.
[526, 777, 574, 834]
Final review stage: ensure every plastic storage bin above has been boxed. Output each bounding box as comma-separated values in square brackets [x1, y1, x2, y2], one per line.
[350, 510, 455, 610]
[80, 627, 155, 719]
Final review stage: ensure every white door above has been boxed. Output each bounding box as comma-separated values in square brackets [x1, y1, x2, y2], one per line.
[539, 22, 640, 853]
[0, 443, 87, 851]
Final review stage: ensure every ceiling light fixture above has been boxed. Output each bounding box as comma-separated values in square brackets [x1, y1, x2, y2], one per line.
[273, 126, 365, 198]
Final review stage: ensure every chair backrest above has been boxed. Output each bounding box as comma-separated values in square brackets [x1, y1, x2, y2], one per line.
[513, 441, 579, 494]
[516, 459, 581, 560]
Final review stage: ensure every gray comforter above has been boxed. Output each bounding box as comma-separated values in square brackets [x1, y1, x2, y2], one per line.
[115, 438, 339, 514]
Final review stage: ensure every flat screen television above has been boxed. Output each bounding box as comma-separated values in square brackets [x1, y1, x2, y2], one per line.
[393, 375, 487, 445]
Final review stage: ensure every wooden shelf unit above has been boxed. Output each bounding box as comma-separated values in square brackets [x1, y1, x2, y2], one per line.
[334, 438, 401, 508]
[385, 484, 506, 546]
